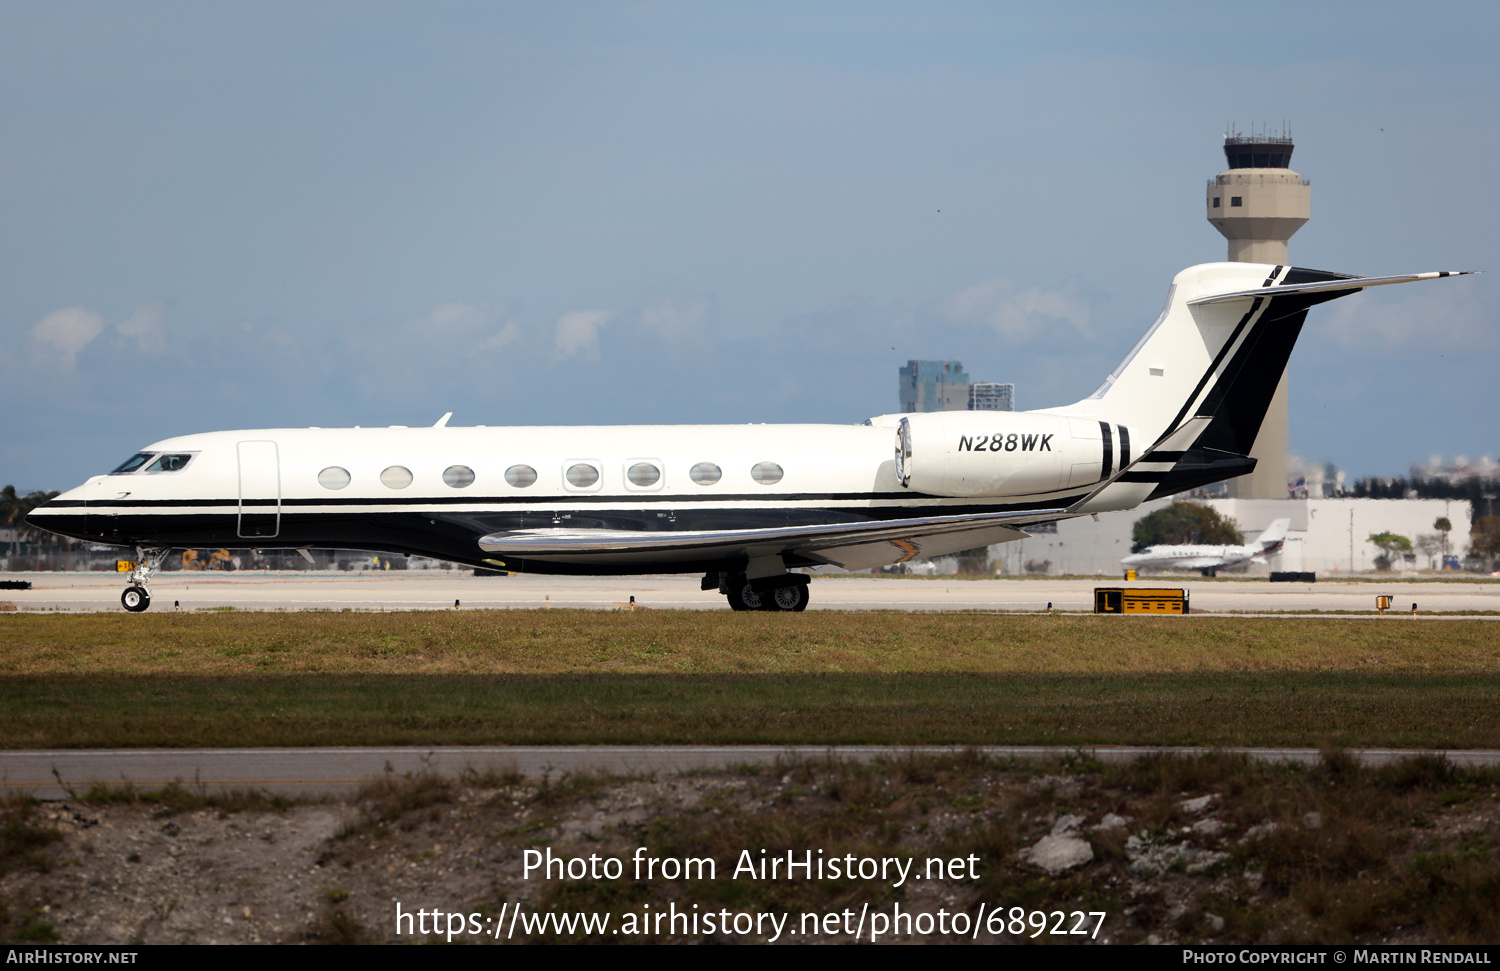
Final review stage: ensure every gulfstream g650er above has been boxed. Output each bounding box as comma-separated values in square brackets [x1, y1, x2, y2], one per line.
[27, 262, 1466, 611]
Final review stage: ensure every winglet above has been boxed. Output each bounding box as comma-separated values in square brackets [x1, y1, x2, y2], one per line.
[433, 412, 453, 428]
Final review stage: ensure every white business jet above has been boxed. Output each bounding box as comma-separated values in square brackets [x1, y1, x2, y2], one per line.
[1122, 517, 1290, 578]
[28, 263, 1466, 612]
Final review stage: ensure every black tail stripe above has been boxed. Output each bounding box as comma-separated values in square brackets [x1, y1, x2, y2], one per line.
[1162, 296, 1266, 440]
[1119, 426, 1131, 467]
[1099, 421, 1113, 480]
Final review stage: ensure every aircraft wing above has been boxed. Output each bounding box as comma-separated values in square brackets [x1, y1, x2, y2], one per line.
[477, 507, 1068, 572]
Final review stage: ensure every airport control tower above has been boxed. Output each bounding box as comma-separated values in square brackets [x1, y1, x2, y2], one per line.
[1206, 132, 1310, 499]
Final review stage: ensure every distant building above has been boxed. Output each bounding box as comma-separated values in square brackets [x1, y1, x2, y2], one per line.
[969, 382, 1015, 412]
[899, 360, 970, 413]
[993, 497, 1473, 576]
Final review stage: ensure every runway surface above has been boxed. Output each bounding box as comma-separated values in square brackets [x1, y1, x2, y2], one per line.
[4, 570, 1499, 614]
[7, 746, 1500, 799]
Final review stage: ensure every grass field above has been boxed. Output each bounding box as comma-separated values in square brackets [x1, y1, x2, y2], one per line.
[3, 611, 1498, 748]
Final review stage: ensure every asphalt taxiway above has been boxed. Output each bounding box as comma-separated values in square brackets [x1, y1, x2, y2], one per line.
[3, 571, 1498, 614]
[7, 746, 1500, 799]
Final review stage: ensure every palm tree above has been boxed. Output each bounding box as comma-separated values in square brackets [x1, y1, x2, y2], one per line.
[2, 485, 62, 569]
[1435, 517, 1453, 568]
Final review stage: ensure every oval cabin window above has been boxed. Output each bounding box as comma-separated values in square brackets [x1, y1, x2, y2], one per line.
[751, 462, 784, 485]
[690, 463, 722, 486]
[442, 465, 475, 488]
[565, 463, 599, 488]
[380, 466, 414, 489]
[318, 467, 351, 490]
[505, 465, 537, 488]
[627, 463, 661, 487]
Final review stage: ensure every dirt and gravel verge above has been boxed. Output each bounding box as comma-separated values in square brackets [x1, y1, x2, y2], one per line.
[3, 751, 1498, 945]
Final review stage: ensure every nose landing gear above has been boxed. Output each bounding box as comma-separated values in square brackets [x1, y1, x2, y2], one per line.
[120, 548, 169, 613]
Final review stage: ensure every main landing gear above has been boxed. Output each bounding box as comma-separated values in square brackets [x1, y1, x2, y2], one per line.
[711, 572, 811, 612]
[120, 547, 169, 613]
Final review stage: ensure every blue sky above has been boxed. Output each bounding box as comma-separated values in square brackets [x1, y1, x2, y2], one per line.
[3, 1, 1496, 490]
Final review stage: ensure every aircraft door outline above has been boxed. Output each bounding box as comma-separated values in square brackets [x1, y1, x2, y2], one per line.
[237, 440, 281, 539]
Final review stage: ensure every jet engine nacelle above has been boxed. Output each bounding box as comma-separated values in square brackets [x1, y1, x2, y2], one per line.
[895, 412, 1137, 498]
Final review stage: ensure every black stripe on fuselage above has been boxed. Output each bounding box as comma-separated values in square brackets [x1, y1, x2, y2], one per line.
[45, 489, 1011, 509]
[30, 501, 1085, 576]
[1099, 421, 1112, 480]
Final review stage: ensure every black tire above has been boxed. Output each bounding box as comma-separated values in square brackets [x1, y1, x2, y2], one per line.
[764, 584, 810, 612]
[121, 586, 151, 612]
[726, 580, 763, 611]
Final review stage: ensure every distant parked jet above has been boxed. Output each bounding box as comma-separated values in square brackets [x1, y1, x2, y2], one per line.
[1122, 518, 1290, 577]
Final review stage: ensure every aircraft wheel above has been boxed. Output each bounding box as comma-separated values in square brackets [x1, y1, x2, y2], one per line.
[727, 580, 763, 611]
[765, 584, 810, 612]
[121, 586, 151, 612]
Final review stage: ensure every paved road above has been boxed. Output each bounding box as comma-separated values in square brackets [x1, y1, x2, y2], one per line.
[5, 746, 1499, 799]
[4, 571, 1499, 614]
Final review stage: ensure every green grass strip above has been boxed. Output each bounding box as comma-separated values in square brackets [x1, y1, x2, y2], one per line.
[5, 611, 1498, 749]
[4, 672, 1498, 749]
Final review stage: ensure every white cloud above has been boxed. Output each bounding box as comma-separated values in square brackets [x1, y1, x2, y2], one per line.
[553, 309, 613, 361]
[415, 301, 523, 352]
[117, 300, 166, 352]
[639, 294, 713, 341]
[425, 302, 495, 330]
[477, 320, 521, 352]
[938, 277, 1093, 341]
[30, 307, 106, 367]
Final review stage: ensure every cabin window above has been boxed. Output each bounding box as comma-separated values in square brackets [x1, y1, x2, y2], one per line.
[380, 466, 414, 489]
[110, 453, 155, 475]
[318, 467, 351, 490]
[626, 463, 661, 487]
[690, 462, 722, 486]
[144, 453, 193, 473]
[505, 465, 538, 488]
[442, 465, 476, 488]
[751, 462, 784, 485]
[565, 463, 600, 488]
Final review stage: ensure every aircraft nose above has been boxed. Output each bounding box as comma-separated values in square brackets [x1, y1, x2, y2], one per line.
[22, 485, 94, 541]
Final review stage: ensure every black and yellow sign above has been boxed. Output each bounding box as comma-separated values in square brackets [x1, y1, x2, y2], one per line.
[1094, 587, 1189, 615]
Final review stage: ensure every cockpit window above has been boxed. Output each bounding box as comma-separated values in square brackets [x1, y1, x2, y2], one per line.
[110, 452, 155, 475]
[144, 453, 194, 473]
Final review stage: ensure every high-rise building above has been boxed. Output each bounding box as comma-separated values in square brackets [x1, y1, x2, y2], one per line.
[1206, 131, 1310, 499]
[969, 382, 1015, 412]
[899, 360, 970, 412]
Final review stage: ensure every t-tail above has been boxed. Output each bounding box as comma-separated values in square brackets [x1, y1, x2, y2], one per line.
[1252, 518, 1290, 557]
[1054, 262, 1472, 513]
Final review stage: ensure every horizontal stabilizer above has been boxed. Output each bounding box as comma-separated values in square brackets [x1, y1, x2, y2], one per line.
[1188, 271, 1475, 308]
